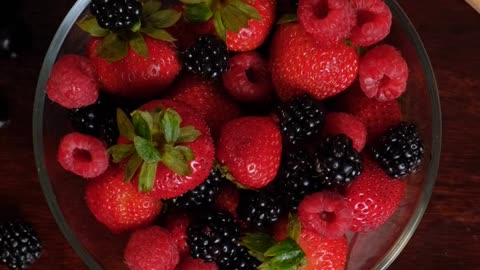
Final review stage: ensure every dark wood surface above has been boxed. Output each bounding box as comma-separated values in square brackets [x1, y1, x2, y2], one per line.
[0, 0, 479, 269]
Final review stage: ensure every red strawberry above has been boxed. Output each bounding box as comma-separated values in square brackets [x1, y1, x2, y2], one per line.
[124, 226, 180, 270]
[270, 23, 359, 101]
[217, 117, 282, 189]
[170, 75, 241, 138]
[87, 37, 181, 99]
[345, 157, 406, 232]
[225, 0, 276, 51]
[324, 112, 367, 152]
[214, 183, 240, 216]
[176, 254, 218, 270]
[85, 166, 163, 232]
[297, 229, 348, 270]
[165, 212, 190, 254]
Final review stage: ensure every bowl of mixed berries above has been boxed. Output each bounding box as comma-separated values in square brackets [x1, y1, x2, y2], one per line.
[33, 0, 441, 269]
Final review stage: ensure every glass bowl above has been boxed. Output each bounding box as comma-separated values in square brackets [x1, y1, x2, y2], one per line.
[33, 0, 442, 269]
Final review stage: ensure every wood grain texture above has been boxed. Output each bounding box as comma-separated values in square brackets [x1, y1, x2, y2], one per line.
[0, 0, 478, 269]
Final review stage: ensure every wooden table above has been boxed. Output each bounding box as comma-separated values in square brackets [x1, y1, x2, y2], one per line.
[0, 0, 479, 269]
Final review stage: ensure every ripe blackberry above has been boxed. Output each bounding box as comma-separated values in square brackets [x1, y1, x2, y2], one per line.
[219, 246, 260, 270]
[313, 134, 362, 186]
[0, 222, 41, 269]
[187, 211, 240, 265]
[69, 93, 134, 146]
[372, 122, 424, 178]
[237, 190, 282, 228]
[277, 94, 327, 145]
[184, 35, 229, 80]
[90, 0, 142, 31]
[276, 149, 323, 211]
[170, 168, 224, 209]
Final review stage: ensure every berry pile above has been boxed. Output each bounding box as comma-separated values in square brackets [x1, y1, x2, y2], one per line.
[44, 0, 427, 268]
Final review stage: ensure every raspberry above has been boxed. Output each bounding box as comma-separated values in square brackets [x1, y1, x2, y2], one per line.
[57, 132, 109, 178]
[124, 226, 180, 270]
[46, 55, 99, 109]
[176, 254, 218, 270]
[324, 112, 367, 152]
[350, 0, 392, 46]
[359, 45, 409, 101]
[222, 52, 273, 103]
[165, 212, 190, 254]
[298, 191, 352, 239]
[297, 0, 356, 47]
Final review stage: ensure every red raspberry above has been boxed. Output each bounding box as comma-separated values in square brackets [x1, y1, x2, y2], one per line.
[46, 55, 99, 109]
[222, 52, 273, 103]
[124, 226, 180, 270]
[176, 254, 218, 270]
[350, 0, 392, 46]
[324, 112, 367, 152]
[57, 132, 108, 178]
[298, 191, 352, 239]
[165, 212, 190, 254]
[298, 0, 356, 47]
[359, 45, 409, 101]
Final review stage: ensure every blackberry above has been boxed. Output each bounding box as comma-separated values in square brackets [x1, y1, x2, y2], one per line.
[169, 168, 224, 209]
[277, 94, 327, 145]
[219, 246, 260, 270]
[237, 190, 282, 228]
[0, 222, 41, 269]
[313, 134, 362, 186]
[187, 211, 240, 265]
[276, 149, 323, 211]
[184, 35, 229, 80]
[90, 0, 142, 31]
[372, 122, 424, 178]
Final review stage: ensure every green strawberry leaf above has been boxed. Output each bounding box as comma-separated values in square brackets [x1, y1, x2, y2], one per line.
[134, 136, 162, 163]
[142, 0, 162, 18]
[178, 126, 202, 143]
[179, 0, 204, 4]
[96, 33, 129, 62]
[175, 145, 195, 161]
[77, 17, 109, 37]
[160, 109, 182, 143]
[129, 32, 149, 59]
[108, 144, 135, 163]
[277, 13, 297, 24]
[131, 21, 142, 32]
[241, 233, 276, 262]
[116, 108, 135, 141]
[132, 110, 153, 140]
[264, 239, 300, 257]
[149, 9, 182, 28]
[141, 27, 176, 42]
[230, 0, 262, 21]
[287, 213, 302, 241]
[138, 161, 158, 192]
[261, 239, 305, 270]
[125, 153, 143, 182]
[221, 4, 250, 33]
[183, 3, 213, 23]
[213, 12, 227, 41]
[161, 144, 192, 176]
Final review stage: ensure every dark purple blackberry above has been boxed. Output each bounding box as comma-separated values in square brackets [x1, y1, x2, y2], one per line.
[277, 94, 327, 145]
[219, 246, 260, 270]
[184, 35, 229, 80]
[276, 149, 323, 211]
[237, 190, 282, 228]
[170, 168, 224, 209]
[372, 122, 424, 178]
[90, 0, 142, 31]
[187, 211, 240, 265]
[312, 134, 362, 186]
[0, 222, 41, 269]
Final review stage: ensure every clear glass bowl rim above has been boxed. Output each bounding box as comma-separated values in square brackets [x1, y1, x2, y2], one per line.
[32, 0, 442, 269]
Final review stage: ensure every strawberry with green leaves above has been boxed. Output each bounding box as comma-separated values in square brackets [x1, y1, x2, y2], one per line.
[79, 0, 182, 99]
[108, 99, 214, 199]
[180, 0, 276, 51]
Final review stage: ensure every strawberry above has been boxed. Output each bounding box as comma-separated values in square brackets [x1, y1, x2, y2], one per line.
[217, 117, 282, 189]
[176, 254, 219, 270]
[345, 157, 406, 232]
[124, 226, 180, 270]
[85, 166, 163, 232]
[108, 99, 215, 199]
[170, 75, 241, 139]
[297, 229, 348, 270]
[165, 212, 190, 254]
[270, 23, 359, 101]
